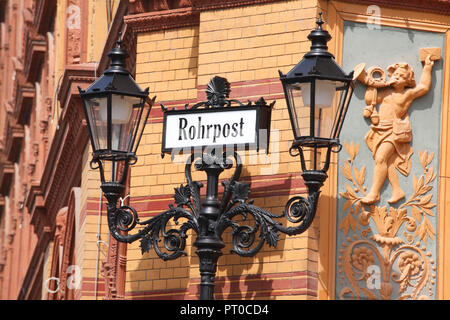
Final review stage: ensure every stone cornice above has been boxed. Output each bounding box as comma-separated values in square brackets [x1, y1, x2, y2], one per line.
[191, 0, 284, 11]
[339, 0, 450, 15]
[57, 63, 96, 109]
[124, 0, 286, 33]
[124, 7, 200, 33]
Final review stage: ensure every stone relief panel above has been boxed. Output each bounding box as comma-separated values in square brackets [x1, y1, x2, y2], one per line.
[336, 22, 444, 300]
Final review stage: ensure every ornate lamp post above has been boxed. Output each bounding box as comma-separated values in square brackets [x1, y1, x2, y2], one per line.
[79, 15, 354, 300]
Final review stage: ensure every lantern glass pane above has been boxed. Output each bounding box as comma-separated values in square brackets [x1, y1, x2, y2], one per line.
[109, 94, 144, 152]
[300, 80, 337, 109]
[286, 83, 310, 138]
[302, 80, 337, 139]
[85, 96, 108, 152]
[130, 99, 151, 154]
[305, 80, 347, 139]
[331, 84, 353, 139]
[287, 80, 350, 140]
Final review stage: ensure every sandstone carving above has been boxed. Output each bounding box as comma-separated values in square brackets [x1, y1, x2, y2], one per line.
[339, 143, 438, 299]
[354, 48, 439, 205]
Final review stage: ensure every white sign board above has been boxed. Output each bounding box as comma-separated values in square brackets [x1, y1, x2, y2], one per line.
[162, 106, 271, 153]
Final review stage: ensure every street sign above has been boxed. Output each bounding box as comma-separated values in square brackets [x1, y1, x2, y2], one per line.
[162, 104, 272, 154]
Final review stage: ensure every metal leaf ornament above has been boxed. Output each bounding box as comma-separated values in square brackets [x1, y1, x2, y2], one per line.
[206, 76, 230, 108]
[231, 181, 251, 203]
[174, 184, 191, 206]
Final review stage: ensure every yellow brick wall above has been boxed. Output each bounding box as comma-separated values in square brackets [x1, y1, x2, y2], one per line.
[125, 0, 321, 299]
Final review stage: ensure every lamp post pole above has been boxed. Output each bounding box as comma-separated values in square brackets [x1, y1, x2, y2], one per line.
[194, 155, 227, 300]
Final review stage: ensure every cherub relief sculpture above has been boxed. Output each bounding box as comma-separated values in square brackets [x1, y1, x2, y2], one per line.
[354, 49, 438, 205]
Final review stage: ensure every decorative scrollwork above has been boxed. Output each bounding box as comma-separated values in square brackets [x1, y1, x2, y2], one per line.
[283, 196, 309, 223]
[218, 203, 282, 257]
[101, 142, 326, 302]
[139, 206, 198, 260]
[115, 205, 138, 232]
[274, 190, 320, 236]
[105, 148, 323, 260]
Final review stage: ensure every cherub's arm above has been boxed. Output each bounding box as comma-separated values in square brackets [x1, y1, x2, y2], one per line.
[407, 54, 434, 99]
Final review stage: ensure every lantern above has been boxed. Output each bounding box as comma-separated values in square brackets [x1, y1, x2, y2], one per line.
[78, 37, 151, 187]
[279, 13, 354, 173]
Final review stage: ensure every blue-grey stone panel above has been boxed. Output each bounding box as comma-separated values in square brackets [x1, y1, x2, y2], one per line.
[335, 21, 444, 300]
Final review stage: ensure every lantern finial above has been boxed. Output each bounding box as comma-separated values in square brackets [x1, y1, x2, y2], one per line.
[316, 12, 324, 30]
[305, 13, 332, 58]
[117, 31, 123, 48]
[105, 32, 129, 75]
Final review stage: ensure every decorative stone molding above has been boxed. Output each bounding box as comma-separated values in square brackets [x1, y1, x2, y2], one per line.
[0, 160, 14, 195]
[25, 63, 93, 234]
[129, 0, 193, 14]
[125, 0, 450, 38]
[191, 0, 284, 11]
[4, 119, 24, 163]
[353, 50, 439, 205]
[340, 0, 450, 15]
[101, 241, 119, 299]
[124, 7, 200, 33]
[23, 32, 46, 83]
[14, 73, 35, 126]
[54, 188, 79, 300]
[39, 97, 52, 136]
[124, 0, 286, 33]
[338, 143, 438, 299]
[26, 182, 46, 228]
[34, 0, 57, 35]
[57, 64, 96, 109]
[46, 207, 68, 299]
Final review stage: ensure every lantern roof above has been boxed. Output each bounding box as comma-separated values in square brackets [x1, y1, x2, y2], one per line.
[81, 36, 148, 97]
[282, 13, 353, 83]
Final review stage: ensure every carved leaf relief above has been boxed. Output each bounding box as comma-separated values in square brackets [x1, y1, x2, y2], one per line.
[338, 145, 437, 300]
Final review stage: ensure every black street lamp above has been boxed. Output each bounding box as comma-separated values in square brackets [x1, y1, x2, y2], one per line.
[79, 15, 354, 300]
[78, 36, 153, 217]
[279, 12, 354, 228]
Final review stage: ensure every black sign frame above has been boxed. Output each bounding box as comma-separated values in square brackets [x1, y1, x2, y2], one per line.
[161, 103, 272, 155]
